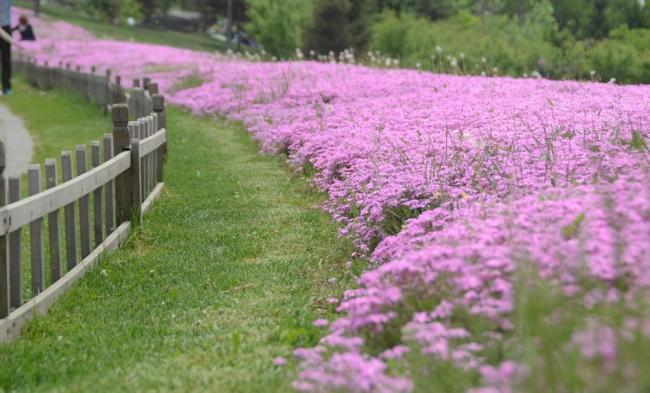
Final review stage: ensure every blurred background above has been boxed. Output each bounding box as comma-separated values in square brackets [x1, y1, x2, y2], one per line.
[18, 0, 650, 83]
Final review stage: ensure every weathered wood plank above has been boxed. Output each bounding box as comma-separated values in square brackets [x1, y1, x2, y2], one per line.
[147, 116, 154, 194]
[139, 129, 167, 157]
[91, 142, 103, 248]
[28, 165, 45, 296]
[8, 177, 21, 308]
[148, 82, 159, 95]
[77, 145, 90, 259]
[45, 159, 61, 282]
[0, 152, 130, 236]
[130, 139, 142, 226]
[61, 151, 77, 271]
[141, 118, 150, 196]
[0, 157, 8, 317]
[141, 182, 164, 215]
[113, 104, 132, 224]
[103, 134, 115, 235]
[128, 121, 138, 140]
[152, 94, 167, 156]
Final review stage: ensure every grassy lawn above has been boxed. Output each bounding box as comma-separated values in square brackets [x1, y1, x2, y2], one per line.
[0, 77, 358, 392]
[2, 77, 108, 162]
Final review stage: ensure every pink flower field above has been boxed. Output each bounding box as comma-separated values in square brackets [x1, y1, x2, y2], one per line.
[14, 7, 650, 392]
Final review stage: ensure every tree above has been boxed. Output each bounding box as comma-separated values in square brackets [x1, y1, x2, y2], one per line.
[191, 0, 247, 28]
[86, 0, 143, 24]
[550, 0, 592, 35]
[499, 0, 535, 24]
[404, 0, 458, 20]
[303, 0, 353, 54]
[140, 0, 156, 23]
[348, 0, 373, 51]
[604, 0, 650, 31]
[246, 0, 311, 57]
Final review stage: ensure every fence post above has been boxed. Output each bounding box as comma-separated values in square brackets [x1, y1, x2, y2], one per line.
[8, 176, 21, 309]
[76, 146, 91, 259]
[75, 65, 82, 95]
[0, 143, 8, 318]
[28, 165, 44, 295]
[103, 134, 115, 235]
[65, 63, 71, 91]
[141, 118, 150, 196]
[153, 94, 167, 157]
[152, 95, 166, 131]
[114, 75, 125, 105]
[89, 66, 96, 104]
[143, 77, 152, 115]
[57, 61, 64, 90]
[61, 151, 77, 270]
[130, 139, 142, 226]
[104, 69, 112, 111]
[131, 79, 143, 118]
[91, 142, 103, 247]
[43, 60, 51, 89]
[113, 104, 133, 224]
[45, 159, 61, 282]
[148, 82, 159, 95]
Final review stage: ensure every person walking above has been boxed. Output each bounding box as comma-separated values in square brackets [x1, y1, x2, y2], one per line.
[0, 0, 14, 95]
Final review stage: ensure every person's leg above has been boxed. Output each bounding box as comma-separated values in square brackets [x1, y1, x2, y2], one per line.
[0, 26, 11, 93]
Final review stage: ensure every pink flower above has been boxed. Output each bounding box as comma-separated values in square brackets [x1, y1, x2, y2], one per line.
[273, 356, 287, 366]
[313, 319, 329, 328]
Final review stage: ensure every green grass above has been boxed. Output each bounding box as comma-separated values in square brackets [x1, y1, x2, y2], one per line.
[1, 77, 108, 162]
[169, 72, 207, 94]
[15, 1, 232, 53]
[0, 77, 359, 392]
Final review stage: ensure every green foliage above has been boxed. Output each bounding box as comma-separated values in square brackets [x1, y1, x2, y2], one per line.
[370, 10, 562, 76]
[550, 0, 649, 39]
[397, 264, 650, 392]
[369, 10, 413, 57]
[190, 0, 248, 25]
[246, 0, 311, 57]
[403, 0, 459, 20]
[84, 0, 143, 24]
[303, 0, 353, 54]
[510, 269, 650, 392]
[169, 71, 206, 93]
[367, 6, 650, 83]
[561, 213, 586, 240]
[522, 0, 558, 41]
[588, 27, 650, 83]
[629, 130, 648, 152]
[347, 0, 374, 51]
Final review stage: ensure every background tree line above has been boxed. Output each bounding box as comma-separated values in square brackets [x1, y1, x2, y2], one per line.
[77, 0, 650, 83]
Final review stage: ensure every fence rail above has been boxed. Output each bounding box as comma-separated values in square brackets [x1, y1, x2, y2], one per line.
[0, 58, 169, 342]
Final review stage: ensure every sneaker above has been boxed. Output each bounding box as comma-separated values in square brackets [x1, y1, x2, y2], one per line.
[1, 89, 11, 96]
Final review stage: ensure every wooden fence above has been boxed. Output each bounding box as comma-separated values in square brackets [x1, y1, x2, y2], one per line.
[0, 59, 168, 342]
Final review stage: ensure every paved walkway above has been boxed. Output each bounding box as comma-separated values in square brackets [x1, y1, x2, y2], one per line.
[0, 102, 33, 177]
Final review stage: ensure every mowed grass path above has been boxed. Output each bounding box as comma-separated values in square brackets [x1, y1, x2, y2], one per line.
[0, 79, 357, 392]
